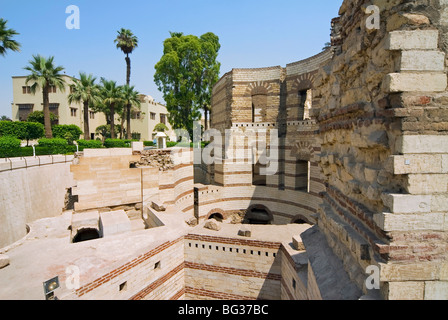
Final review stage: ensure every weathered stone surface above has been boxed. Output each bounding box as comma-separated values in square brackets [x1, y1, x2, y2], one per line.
[151, 201, 166, 212]
[185, 217, 198, 227]
[384, 73, 447, 93]
[399, 51, 445, 72]
[0, 254, 10, 269]
[204, 219, 222, 231]
[386, 30, 439, 50]
[238, 225, 251, 237]
[388, 282, 425, 300]
[292, 235, 305, 251]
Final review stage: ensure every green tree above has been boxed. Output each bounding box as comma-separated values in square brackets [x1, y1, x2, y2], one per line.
[154, 32, 221, 139]
[95, 124, 119, 142]
[153, 123, 169, 133]
[121, 84, 141, 139]
[0, 18, 21, 56]
[68, 73, 101, 140]
[195, 32, 221, 131]
[27, 110, 58, 125]
[98, 79, 123, 139]
[114, 28, 138, 86]
[0, 115, 11, 121]
[114, 28, 139, 139]
[24, 55, 66, 138]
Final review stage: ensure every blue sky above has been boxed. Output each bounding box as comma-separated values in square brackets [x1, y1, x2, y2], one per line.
[0, 0, 343, 118]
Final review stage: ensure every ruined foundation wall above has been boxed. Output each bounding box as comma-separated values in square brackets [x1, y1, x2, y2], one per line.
[0, 156, 75, 248]
[208, 54, 330, 225]
[71, 148, 194, 214]
[312, 0, 448, 299]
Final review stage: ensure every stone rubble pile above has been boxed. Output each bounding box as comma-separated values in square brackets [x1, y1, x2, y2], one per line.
[130, 150, 174, 171]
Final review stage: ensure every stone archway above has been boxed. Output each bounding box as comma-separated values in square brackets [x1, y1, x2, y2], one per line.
[245, 204, 274, 225]
[291, 214, 312, 225]
[206, 209, 226, 222]
[72, 228, 101, 243]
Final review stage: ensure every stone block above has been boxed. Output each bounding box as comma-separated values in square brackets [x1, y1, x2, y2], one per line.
[204, 219, 222, 231]
[405, 174, 448, 194]
[151, 201, 166, 212]
[0, 254, 10, 269]
[442, 155, 448, 173]
[71, 210, 99, 230]
[238, 226, 252, 237]
[292, 235, 305, 251]
[390, 155, 443, 175]
[386, 30, 439, 50]
[388, 282, 424, 300]
[384, 73, 447, 93]
[398, 135, 448, 154]
[375, 212, 445, 232]
[99, 210, 132, 237]
[399, 51, 445, 72]
[424, 281, 448, 300]
[432, 194, 448, 212]
[381, 193, 431, 213]
[132, 141, 144, 152]
[380, 262, 440, 282]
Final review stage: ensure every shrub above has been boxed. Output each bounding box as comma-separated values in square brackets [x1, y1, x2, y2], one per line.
[0, 121, 44, 144]
[104, 139, 127, 148]
[0, 136, 21, 157]
[154, 123, 169, 132]
[27, 111, 58, 125]
[37, 138, 69, 154]
[144, 141, 154, 147]
[77, 139, 103, 150]
[52, 125, 83, 141]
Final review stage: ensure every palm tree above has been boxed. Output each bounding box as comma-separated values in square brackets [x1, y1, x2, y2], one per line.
[114, 28, 138, 86]
[24, 55, 66, 138]
[121, 85, 141, 139]
[115, 29, 138, 138]
[68, 73, 101, 140]
[0, 18, 21, 56]
[99, 79, 123, 139]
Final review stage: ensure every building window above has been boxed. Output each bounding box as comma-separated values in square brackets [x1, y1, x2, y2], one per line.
[89, 111, 95, 119]
[252, 162, 267, 186]
[150, 112, 156, 120]
[298, 89, 311, 120]
[119, 282, 127, 292]
[22, 86, 31, 94]
[160, 114, 166, 125]
[295, 160, 310, 192]
[49, 103, 59, 117]
[48, 86, 56, 93]
[18, 104, 34, 121]
[70, 108, 77, 117]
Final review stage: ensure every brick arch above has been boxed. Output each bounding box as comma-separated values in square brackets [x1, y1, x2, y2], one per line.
[246, 204, 274, 223]
[206, 208, 227, 220]
[290, 140, 314, 161]
[246, 81, 273, 96]
[291, 73, 315, 91]
[291, 214, 313, 225]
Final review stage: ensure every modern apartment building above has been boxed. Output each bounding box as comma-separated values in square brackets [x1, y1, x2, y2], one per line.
[11, 75, 174, 142]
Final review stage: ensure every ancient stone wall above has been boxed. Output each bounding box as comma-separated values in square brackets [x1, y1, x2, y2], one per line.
[208, 51, 329, 226]
[0, 156, 75, 248]
[71, 148, 194, 214]
[311, 0, 448, 299]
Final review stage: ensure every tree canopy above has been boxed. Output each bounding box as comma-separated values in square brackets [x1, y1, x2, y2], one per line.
[0, 18, 21, 56]
[154, 32, 221, 139]
[24, 55, 66, 138]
